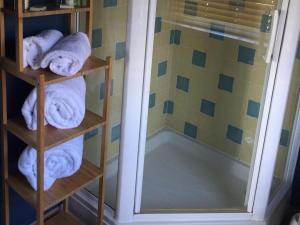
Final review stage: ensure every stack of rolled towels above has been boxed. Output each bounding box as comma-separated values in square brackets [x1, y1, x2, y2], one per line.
[19, 29, 92, 191]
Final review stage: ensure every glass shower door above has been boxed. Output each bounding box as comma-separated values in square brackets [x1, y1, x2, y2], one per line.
[269, 34, 300, 201]
[79, 0, 129, 210]
[139, 0, 285, 213]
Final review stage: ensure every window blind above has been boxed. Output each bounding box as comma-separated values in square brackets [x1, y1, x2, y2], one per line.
[165, 0, 278, 44]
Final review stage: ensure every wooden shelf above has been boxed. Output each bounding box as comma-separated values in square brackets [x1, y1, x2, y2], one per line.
[0, 0, 111, 222]
[7, 159, 102, 210]
[0, 56, 108, 86]
[7, 110, 105, 150]
[46, 211, 82, 225]
[2, 6, 90, 18]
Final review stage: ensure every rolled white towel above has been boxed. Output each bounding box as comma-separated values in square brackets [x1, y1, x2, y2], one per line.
[18, 136, 84, 191]
[40, 32, 91, 76]
[23, 30, 63, 70]
[290, 213, 300, 225]
[22, 77, 86, 130]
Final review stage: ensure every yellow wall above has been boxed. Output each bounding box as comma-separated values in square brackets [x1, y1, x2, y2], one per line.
[148, 0, 269, 165]
[148, 0, 300, 174]
[81, 0, 128, 165]
[80, 0, 300, 179]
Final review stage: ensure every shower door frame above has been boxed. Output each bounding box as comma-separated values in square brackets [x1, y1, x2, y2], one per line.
[115, 0, 300, 224]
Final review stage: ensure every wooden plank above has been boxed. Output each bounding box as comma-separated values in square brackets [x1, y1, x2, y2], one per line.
[15, 0, 23, 71]
[0, 56, 108, 86]
[36, 74, 45, 225]
[0, 58, 36, 85]
[0, 0, 4, 54]
[0, 0, 9, 222]
[15, 17, 23, 71]
[7, 160, 102, 210]
[97, 56, 112, 225]
[85, 0, 93, 41]
[7, 110, 105, 150]
[67, 14, 75, 34]
[63, 198, 69, 213]
[1, 71, 9, 225]
[45, 211, 82, 225]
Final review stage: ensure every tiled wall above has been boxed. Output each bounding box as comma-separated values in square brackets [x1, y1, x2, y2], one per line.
[80, 0, 128, 165]
[78, 0, 299, 181]
[148, 0, 299, 175]
[147, 0, 174, 136]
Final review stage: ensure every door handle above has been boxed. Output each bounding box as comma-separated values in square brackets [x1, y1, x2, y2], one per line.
[264, 10, 279, 63]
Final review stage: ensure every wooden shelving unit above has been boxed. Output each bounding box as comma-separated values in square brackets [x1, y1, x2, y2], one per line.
[0, 0, 111, 224]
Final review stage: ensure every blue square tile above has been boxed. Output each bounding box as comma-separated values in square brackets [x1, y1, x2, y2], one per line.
[280, 129, 289, 146]
[176, 75, 189, 92]
[155, 17, 162, 33]
[247, 100, 260, 118]
[184, 0, 197, 16]
[99, 80, 114, 100]
[149, 93, 156, 108]
[227, 125, 243, 144]
[184, 122, 197, 139]
[92, 28, 102, 48]
[192, 50, 206, 67]
[209, 23, 225, 40]
[115, 42, 126, 60]
[111, 124, 121, 142]
[218, 74, 234, 92]
[158, 60, 168, 77]
[84, 128, 98, 140]
[170, 30, 181, 45]
[163, 100, 174, 114]
[200, 99, 215, 117]
[238, 46, 256, 65]
[260, 14, 271, 32]
[104, 0, 117, 7]
[296, 41, 300, 59]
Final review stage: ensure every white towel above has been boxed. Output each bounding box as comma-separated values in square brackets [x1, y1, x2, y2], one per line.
[23, 30, 63, 70]
[22, 77, 86, 130]
[40, 32, 91, 76]
[290, 213, 300, 225]
[18, 136, 84, 191]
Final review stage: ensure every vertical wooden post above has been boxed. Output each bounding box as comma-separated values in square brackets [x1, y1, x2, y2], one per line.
[98, 57, 112, 225]
[36, 74, 45, 225]
[85, 0, 93, 41]
[67, 14, 75, 34]
[1, 71, 9, 225]
[63, 5, 76, 214]
[0, 0, 9, 224]
[16, 0, 23, 72]
[63, 198, 69, 213]
[0, 0, 4, 54]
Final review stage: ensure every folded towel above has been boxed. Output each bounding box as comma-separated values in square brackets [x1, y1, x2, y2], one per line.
[40, 32, 91, 76]
[18, 136, 84, 191]
[23, 30, 63, 70]
[22, 77, 86, 130]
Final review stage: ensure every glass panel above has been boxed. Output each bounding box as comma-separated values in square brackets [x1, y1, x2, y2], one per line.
[80, 0, 128, 210]
[141, 0, 281, 212]
[269, 35, 300, 201]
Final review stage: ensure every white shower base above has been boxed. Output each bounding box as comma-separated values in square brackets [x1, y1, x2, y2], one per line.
[103, 128, 250, 211]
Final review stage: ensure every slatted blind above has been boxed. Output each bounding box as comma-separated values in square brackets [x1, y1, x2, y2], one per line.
[165, 0, 278, 44]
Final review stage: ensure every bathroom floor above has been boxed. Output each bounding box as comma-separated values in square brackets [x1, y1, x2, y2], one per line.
[102, 129, 248, 211]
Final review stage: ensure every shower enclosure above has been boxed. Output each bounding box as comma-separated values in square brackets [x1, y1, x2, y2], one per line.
[70, 0, 300, 224]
